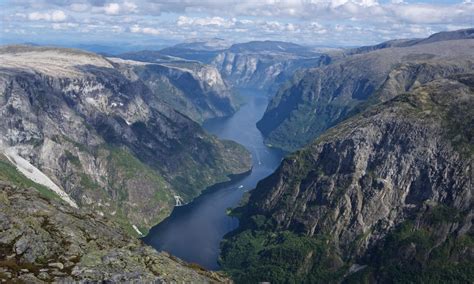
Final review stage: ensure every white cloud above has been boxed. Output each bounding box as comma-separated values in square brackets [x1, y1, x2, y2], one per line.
[52, 22, 79, 30]
[104, 3, 120, 15]
[6, 0, 474, 46]
[130, 24, 161, 35]
[177, 16, 236, 28]
[51, 10, 67, 21]
[103, 2, 138, 15]
[28, 10, 66, 22]
[70, 3, 89, 12]
[392, 4, 473, 24]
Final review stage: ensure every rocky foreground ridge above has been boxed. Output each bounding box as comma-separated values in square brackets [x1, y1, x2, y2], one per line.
[0, 180, 229, 283]
[0, 45, 251, 235]
[221, 74, 473, 282]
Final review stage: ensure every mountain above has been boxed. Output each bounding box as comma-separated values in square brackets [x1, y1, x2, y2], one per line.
[0, 45, 251, 236]
[339, 28, 474, 58]
[173, 38, 232, 51]
[112, 55, 236, 123]
[212, 41, 325, 93]
[0, 179, 229, 282]
[159, 40, 325, 93]
[257, 29, 474, 151]
[158, 39, 229, 64]
[220, 74, 474, 283]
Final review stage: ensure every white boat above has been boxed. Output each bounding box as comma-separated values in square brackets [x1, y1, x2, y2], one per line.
[238, 185, 244, 189]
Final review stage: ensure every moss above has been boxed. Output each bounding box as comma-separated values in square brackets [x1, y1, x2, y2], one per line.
[79, 250, 106, 267]
[79, 173, 101, 191]
[64, 150, 81, 167]
[426, 205, 462, 224]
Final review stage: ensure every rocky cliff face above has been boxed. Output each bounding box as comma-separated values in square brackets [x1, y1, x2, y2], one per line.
[212, 41, 324, 93]
[221, 74, 473, 282]
[257, 29, 474, 151]
[158, 40, 324, 94]
[0, 180, 229, 283]
[115, 53, 237, 123]
[0, 45, 251, 235]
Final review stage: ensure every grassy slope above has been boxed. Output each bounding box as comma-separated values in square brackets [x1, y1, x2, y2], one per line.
[0, 154, 61, 201]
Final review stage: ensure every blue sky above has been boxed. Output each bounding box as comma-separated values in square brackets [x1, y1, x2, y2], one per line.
[1, 0, 473, 48]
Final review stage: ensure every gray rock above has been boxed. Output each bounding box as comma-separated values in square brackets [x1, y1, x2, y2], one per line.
[257, 29, 474, 151]
[48, 262, 64, 270]
[0, 181, 230, 283]
[222, 75, 474, 282]
[0, 45, 251, 235]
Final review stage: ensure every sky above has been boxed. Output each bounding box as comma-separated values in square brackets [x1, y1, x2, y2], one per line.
[1, 0, 473, 49]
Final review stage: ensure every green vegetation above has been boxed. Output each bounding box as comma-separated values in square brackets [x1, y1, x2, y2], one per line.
[64, 150, 81, 167]
[222, 203, 473, 283]
[348, 218, 474, 283]
[221, 227, 345, 283]
[104, 146, 173, 234]
[0, 154, 60, 201]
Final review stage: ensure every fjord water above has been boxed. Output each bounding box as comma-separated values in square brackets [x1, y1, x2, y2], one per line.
[143, 89, 284, 270]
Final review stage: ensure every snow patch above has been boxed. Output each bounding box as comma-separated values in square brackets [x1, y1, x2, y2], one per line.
[132, 225, 143, 236]
[85, 97, 98, 106]
[3, 148, 78, 208]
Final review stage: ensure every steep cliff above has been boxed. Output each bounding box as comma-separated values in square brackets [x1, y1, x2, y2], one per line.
[221, 74, 473, 282]
[115, 53, 237, 123]
[212, 41, 324, 93]
[0, 179, 229, 282]
[158, 40, 324, 94]
[257, 29, 474, 151]
[0, 45, 251, 235]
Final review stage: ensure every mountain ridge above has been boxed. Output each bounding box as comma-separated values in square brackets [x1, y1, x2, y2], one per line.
[221, 73, 474, 283]
[0, 45, 251, 236]
[257, 29, 474, 151]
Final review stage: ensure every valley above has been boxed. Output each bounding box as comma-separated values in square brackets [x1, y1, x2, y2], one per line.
[0, 27, 473, 283]
[143, 89, 284, 270]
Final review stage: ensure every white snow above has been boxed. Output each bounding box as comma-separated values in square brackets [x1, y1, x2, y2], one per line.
[132, 225, 143, 236]
[85, 97, 98, 106]
[3, 147, 78, 208]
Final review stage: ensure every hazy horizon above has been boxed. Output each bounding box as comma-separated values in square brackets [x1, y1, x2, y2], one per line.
[1, 0, 473, 51]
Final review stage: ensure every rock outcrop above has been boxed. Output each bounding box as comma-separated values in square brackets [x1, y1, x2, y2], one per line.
[158, 40, 324, 94]
[0, 180, 230, 283]
[114, 54, 237, 123]
[257, 29, 474, 151]
[221, 74, 474, 283]
[212, 41, 323, 93]
[0, 45, 251, 235]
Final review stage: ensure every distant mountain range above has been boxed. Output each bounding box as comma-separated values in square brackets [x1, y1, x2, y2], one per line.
[257, 28, 474, 151]
[122, 40, 327, 94]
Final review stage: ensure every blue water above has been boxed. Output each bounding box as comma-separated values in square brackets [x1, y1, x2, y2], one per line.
[143, 89, 284, 270]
